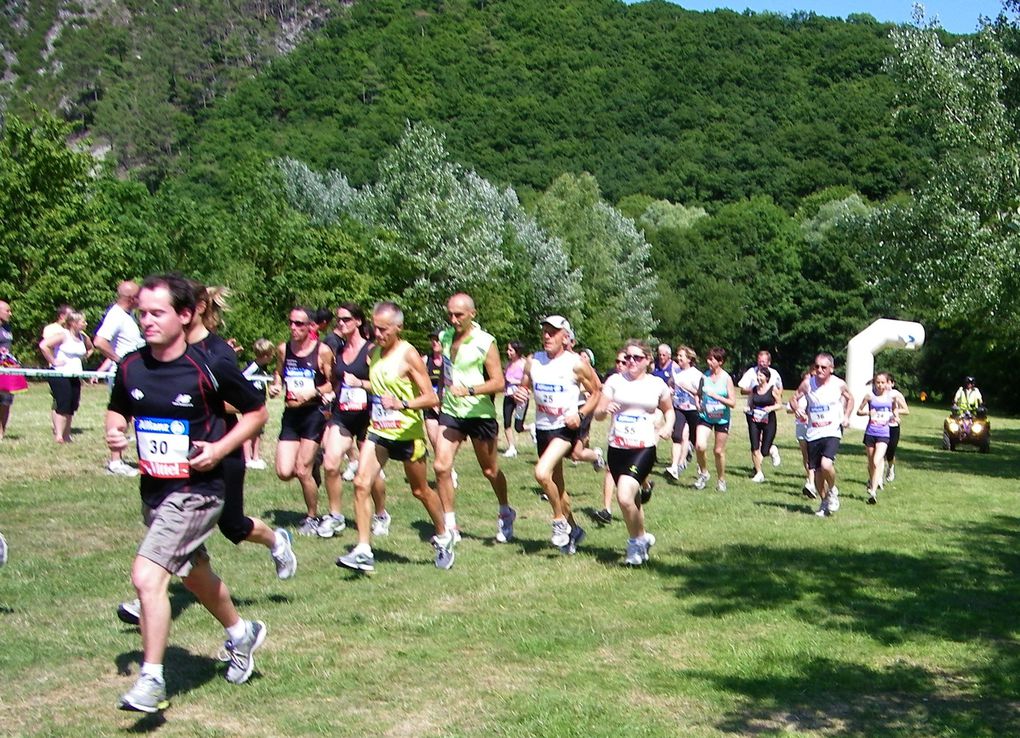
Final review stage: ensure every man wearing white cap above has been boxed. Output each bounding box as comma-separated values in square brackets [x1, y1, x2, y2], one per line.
[515, 315, 601, 554]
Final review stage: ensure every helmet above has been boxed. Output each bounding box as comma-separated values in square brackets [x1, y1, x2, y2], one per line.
[964, 376, 975, 385]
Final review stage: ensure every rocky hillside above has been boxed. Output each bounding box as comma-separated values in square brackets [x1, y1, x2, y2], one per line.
[0, 0, 344, 181]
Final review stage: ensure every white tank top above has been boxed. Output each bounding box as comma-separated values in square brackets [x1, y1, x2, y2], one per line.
[55, 331, 87, 373]
[530, 350, 582, 431]
[805, 375, 845, 441]
[604, 372, 668, 449]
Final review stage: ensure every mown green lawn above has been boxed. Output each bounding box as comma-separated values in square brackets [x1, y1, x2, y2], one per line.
[1, 383, 1017, 737]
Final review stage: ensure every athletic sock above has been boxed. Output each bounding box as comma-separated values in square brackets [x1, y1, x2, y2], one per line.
[226, 620, 247, 643]
[272, 531, 288, 556]
[444, 512, 457, 529]
[140, 662, 164, 681]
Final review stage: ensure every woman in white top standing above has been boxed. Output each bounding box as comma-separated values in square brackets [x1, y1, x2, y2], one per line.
[595, 340, 673, 566]
[39, 310, 94, 443]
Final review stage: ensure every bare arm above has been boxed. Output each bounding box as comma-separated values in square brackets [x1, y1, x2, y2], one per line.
[513, 357, 533, 403]
[105, 410, 130, 452]
[39, 331, 64, 367]
[94, 336, 119, 364]
[658, 391, 675, 439]
[268, 343, 285, 398]
[840, 382, 854, 426]
[383, 345, 438, 411]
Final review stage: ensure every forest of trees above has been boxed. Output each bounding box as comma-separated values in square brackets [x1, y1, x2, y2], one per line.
[2, 0, 1019, 408]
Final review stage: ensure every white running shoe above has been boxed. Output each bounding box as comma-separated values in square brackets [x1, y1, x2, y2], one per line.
[496, 508, 516, 543]
[592, 448, 606, 471]
[665, 465, 679, 481]
[815, 498, 830, 517]
[502, 446, 518, 458]
[624, 539, 644, 566]
[828, 487, 841, 512]
[716, 479, 728, 493]
[770, 445, 781, 467]
[371, 512, 391, 537]
[751, 471, 765, 483]
[271, 529, 297, 580]
[802, 481, 818, 499]
[224, 620, 267, 685]
[342, 460, 358, 482]
[451, 469, 459, 489]
[316, 513, 346, 538]
[694, 471, 709, 490]
[245, 458, 267, 470]
[641, 532, 656, 562]
[551, 519, 571, 548]
[885, 465, 895, 482]
[118, 674, 168, 713]
[106, 459, 139, 477]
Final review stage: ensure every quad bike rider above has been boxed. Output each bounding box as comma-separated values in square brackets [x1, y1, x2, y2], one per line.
[944, 376, 990, 452]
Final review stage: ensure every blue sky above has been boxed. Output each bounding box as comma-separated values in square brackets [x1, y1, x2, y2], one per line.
[630, 1, 1006, 34]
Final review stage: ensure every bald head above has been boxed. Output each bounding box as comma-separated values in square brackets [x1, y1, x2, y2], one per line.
[446, 292, 477, 335]
[117, 281, 140, 308]
[0, 301, 10, 322]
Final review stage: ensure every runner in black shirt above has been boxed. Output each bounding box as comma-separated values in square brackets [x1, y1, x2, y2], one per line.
[107, 274, 269, 714]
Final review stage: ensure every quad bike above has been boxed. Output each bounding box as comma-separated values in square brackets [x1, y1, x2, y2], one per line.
[943, 409, 990, 453]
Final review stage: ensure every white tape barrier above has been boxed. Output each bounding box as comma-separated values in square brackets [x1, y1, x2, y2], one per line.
[0, 367, 274, 382]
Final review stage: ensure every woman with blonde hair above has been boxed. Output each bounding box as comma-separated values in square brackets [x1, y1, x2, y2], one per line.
[39, 310, 93, 443]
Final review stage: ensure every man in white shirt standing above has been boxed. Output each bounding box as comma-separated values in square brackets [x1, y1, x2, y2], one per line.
[95, 280, 145, 476]
[738, 350, 783, 467]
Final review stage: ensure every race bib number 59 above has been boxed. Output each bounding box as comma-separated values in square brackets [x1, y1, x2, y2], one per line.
[135, 417, 190, 478]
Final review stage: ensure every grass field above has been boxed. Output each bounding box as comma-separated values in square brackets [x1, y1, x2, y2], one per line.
[1, 383, 1018, 737]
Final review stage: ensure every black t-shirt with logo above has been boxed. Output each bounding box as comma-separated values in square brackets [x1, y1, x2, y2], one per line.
[108, 344, 264, 506]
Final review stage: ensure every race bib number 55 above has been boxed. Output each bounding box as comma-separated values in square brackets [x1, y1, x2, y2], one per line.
[135, 417, 190, 478]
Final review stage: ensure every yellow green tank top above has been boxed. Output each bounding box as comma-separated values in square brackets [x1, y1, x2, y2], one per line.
[369, 343, 424, 441]
[440, 322, 497, 419]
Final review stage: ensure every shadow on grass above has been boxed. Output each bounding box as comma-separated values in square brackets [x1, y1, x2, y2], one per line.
[655, 515, 1020, 734]
[261, 509, 310, 529]
[115, 642, 245, 731]
[684, 655, 1020, 737]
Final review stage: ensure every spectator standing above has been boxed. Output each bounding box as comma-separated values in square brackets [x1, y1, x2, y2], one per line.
[95, 281, 145, 475]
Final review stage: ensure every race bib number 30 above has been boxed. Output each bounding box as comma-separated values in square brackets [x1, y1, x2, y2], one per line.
[135, 417, 190, 478]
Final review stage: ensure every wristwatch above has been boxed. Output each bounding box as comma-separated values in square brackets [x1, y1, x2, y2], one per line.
[401, 400, 410, 409]
[468, 387, 476, 396]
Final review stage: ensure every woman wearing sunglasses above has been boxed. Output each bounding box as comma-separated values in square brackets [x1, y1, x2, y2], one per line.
[595, 341, 673, 566]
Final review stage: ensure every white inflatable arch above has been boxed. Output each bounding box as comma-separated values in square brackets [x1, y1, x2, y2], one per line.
[846, 318, 925, 430]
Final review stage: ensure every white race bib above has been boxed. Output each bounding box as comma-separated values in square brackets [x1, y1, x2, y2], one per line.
[609, 412, 657, 449]
[751, 407, 769, 423]
[534, 382, 574, 419]
[135, 416, 190, 478]
[338, 386, 368, 412]
[284, 367, 314, 396]
[371, 396, 405, 431]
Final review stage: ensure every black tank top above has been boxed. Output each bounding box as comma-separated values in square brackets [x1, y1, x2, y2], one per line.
[751, 387, 773, 409]
[332, 341, 372, 416]
[283, 340, 325, 406]
[426, 352, 445, 399]
[334, 341, 372, 385]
